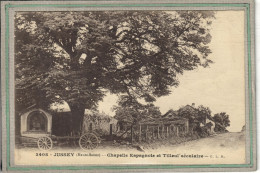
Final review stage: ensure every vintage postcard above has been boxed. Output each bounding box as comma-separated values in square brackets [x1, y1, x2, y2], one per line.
[1, 0, 256, 172]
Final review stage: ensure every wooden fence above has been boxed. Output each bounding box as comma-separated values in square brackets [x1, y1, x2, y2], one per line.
[129, 122, 188, 143]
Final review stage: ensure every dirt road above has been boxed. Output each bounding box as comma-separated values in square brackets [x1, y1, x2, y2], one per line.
[146, 132, 245, 152]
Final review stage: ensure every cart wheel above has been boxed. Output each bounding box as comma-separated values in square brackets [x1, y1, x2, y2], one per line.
[37, 136, 53, 150]
[79, 133, 99, 150]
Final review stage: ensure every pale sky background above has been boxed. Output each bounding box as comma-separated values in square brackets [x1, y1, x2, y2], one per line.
[97, 11, 246, 132]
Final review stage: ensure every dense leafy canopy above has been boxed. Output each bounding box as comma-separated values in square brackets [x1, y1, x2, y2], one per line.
[15, 11, 215, 131]
[177, 104, 212, 125]
[213, 112, 230, 132]
[114, 103, 161, 125]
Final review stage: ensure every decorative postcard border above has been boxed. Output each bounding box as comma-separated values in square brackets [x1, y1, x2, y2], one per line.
[2, 1, 255, 171]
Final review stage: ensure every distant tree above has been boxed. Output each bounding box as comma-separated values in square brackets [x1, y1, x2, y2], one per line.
[177, 104, 214, 136]
[241, 125, 246, 132]
[213, 112, 230, 132]
[178, 105, 198, 122]
[197, 105, 212, 124]
[177, 104, 199, 134]
[114, 103, 161, 127]
[15, 11, 215, 133]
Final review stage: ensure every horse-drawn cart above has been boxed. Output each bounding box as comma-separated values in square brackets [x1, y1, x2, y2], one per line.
[36, 133, 100, 150]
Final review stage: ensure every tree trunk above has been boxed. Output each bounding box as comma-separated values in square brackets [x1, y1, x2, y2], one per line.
[69, 105, 85, 135]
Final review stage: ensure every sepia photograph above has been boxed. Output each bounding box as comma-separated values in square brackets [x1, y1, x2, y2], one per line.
[1, 0, 256, 172]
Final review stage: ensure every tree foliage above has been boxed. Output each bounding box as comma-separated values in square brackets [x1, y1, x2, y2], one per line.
[114, 103, 161, 125]
[197, 105, 212, 123]
[15, 11, 215, 132]
[213, 112, 230, 132]
[178, 105, 198, 124]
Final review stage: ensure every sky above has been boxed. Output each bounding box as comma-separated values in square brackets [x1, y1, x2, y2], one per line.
[97, 11, 246, 132]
